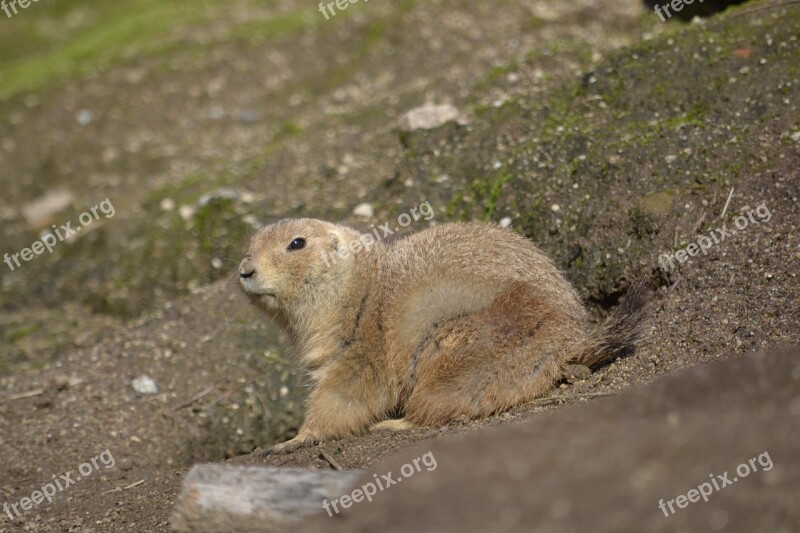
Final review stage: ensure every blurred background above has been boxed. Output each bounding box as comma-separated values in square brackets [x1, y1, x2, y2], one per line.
[0, 0, 797, 531]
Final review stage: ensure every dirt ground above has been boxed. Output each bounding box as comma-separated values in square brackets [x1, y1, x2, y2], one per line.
[0, 0, 798, 531]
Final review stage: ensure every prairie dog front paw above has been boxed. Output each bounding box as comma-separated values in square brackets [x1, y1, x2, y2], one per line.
[261, 432, 318, 456]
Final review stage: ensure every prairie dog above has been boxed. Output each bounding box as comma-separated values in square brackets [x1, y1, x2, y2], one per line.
[239, 219, 648, 453]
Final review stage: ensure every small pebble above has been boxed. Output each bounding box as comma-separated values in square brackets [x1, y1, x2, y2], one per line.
[75, 109, 94, 126]
[352, 203, 374, 218]
[131, 376, 158, 395]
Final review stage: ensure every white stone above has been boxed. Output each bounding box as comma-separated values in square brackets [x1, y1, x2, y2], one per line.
[179, 205, 196, 221]
[132, 376, 158, 395]
[399, 103, 461, 132]
[352, 203, 374, 218]
[21, 190, 74, 230]
[76, 109, 94, 126]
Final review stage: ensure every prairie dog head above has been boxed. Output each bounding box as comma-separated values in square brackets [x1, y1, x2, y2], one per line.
[239, 218, 362, 311]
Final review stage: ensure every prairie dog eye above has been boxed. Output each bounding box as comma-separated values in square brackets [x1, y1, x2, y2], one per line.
[287, 238, 306, 251]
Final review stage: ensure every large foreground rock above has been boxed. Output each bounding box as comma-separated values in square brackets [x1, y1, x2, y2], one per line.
[298, 349, 800, 532]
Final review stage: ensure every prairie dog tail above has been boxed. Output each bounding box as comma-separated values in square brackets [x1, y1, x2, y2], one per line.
[569, 280, 651, 370]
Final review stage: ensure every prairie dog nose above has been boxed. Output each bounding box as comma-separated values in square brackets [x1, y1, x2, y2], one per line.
[239, 257, 256, 279]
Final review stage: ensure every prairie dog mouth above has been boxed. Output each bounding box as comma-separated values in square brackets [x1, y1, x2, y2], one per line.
[239, 277, 275, 297]
[250, 290, 276, 297]
[244, 287, 278, 307]
[243, 287, 276, 297]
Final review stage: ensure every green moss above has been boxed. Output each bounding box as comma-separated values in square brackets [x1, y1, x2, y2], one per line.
[224, 7, 319, 43]
[8, 324, 38, 342]
[444, 170, 512, 222]
[0, 0, 325, 102]
[445, 191, 467, 221]
[660, 103, 708, 130]
[483, 172, 512, 222]
[0, 0, 234, 101]
[474, 62, 519, 92]
[276, 121, 303, 139]
[522, 16, 547, 32]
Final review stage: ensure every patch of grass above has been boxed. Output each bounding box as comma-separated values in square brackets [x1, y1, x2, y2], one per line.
[224, 7, 319, 43]
[445, 170, 512, 222]
[660, 102, 708, 130]
[7, 323, 37, 342]
[483, 172, 512, 221]
[0, 0, 304, 102]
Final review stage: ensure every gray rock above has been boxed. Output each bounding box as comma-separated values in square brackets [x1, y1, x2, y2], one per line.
[21, 189, 74, 230]
[399, 103, 463, 132]
[352, 203, 374, 218]
[131, 375, 158, 395]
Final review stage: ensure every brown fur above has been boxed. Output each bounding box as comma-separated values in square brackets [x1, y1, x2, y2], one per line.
[239, 219, 648, 453]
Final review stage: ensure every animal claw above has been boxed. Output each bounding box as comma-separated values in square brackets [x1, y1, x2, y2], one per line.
[261, 433, 318, 456]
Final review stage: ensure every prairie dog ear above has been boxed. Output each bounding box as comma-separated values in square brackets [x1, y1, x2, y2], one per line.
[327, 229, 344, 251]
